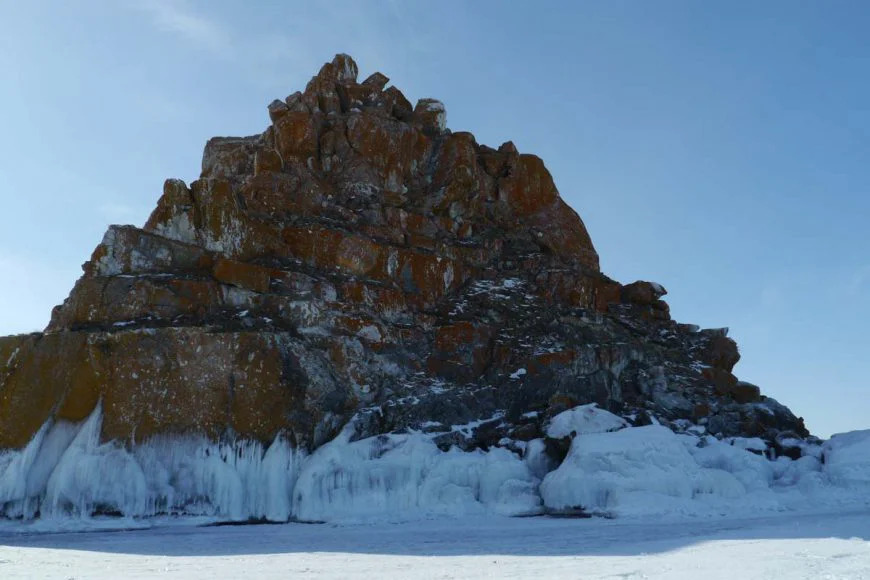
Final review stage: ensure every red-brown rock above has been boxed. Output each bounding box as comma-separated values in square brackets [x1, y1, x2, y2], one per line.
[0, 53, 808, 460]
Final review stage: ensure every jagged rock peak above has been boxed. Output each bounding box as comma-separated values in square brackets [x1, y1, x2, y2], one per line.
[0, 54, 808, 462]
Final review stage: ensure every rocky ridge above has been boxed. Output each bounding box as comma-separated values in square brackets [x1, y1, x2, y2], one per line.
[0, 54, 809, 467]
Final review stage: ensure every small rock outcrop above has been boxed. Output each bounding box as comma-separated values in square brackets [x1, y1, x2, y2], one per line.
[0, 54, 808, 459]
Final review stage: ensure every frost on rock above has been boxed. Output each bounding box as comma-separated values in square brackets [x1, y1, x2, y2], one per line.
[424, 100, 447, 132]
[152, 211, 197, 245]
[91, 228, 123, 276]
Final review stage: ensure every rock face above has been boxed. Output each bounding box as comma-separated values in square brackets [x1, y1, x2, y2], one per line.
[0, 54, 808, 459]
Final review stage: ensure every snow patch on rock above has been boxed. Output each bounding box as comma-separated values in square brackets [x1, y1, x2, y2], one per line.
[545, 404, 628, 439]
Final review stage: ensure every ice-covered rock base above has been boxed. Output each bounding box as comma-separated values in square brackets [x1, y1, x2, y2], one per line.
[0, 405, 540, 524]
[1, 404, 869, 526]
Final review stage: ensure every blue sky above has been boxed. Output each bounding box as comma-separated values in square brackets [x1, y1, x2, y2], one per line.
[0, 1, 867, 438]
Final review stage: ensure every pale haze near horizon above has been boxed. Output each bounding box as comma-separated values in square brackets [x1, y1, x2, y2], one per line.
[0, 1, 867, 439]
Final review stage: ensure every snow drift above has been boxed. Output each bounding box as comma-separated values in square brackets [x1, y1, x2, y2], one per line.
[1, 404, 869, 525]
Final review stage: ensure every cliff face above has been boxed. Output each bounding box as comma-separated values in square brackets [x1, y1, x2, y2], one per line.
[0, 54, 807, 458]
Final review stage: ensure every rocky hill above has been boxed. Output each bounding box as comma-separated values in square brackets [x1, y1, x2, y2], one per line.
[0, 55, 811, 519]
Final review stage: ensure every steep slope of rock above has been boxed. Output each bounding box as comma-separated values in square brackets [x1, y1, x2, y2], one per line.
[0, 54, 807, 469]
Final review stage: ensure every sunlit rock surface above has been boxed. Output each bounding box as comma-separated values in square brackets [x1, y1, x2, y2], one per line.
[0, 55, 814, 521]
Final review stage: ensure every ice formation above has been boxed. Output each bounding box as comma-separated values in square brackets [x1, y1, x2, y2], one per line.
[0, 406, 539, 523]
[541, 425, 745, 516]
[821, 430, 870, 487]
[293, 427, 540, 523]
[2, 404, 870, 525]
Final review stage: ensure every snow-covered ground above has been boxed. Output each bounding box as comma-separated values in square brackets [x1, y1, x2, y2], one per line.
[1, 510, 869, 579]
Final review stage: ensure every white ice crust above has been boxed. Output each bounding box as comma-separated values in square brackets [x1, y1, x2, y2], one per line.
[545, 403, 629, 438]
[2, 404, 870, 526]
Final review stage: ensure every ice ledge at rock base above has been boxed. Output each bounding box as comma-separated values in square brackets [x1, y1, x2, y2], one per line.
[0, 405, 539, 523]
[0, 404, 865, 525]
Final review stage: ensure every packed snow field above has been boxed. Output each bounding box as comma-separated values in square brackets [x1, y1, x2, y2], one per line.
[1, 403, 870, 524]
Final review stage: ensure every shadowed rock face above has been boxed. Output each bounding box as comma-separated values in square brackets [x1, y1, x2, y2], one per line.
[0, 54, 808, 453]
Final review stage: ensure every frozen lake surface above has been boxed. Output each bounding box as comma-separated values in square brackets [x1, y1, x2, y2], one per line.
[2, 509, 869, 579]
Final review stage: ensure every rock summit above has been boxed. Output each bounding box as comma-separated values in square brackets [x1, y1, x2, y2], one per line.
[0, 54, 808, 466]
